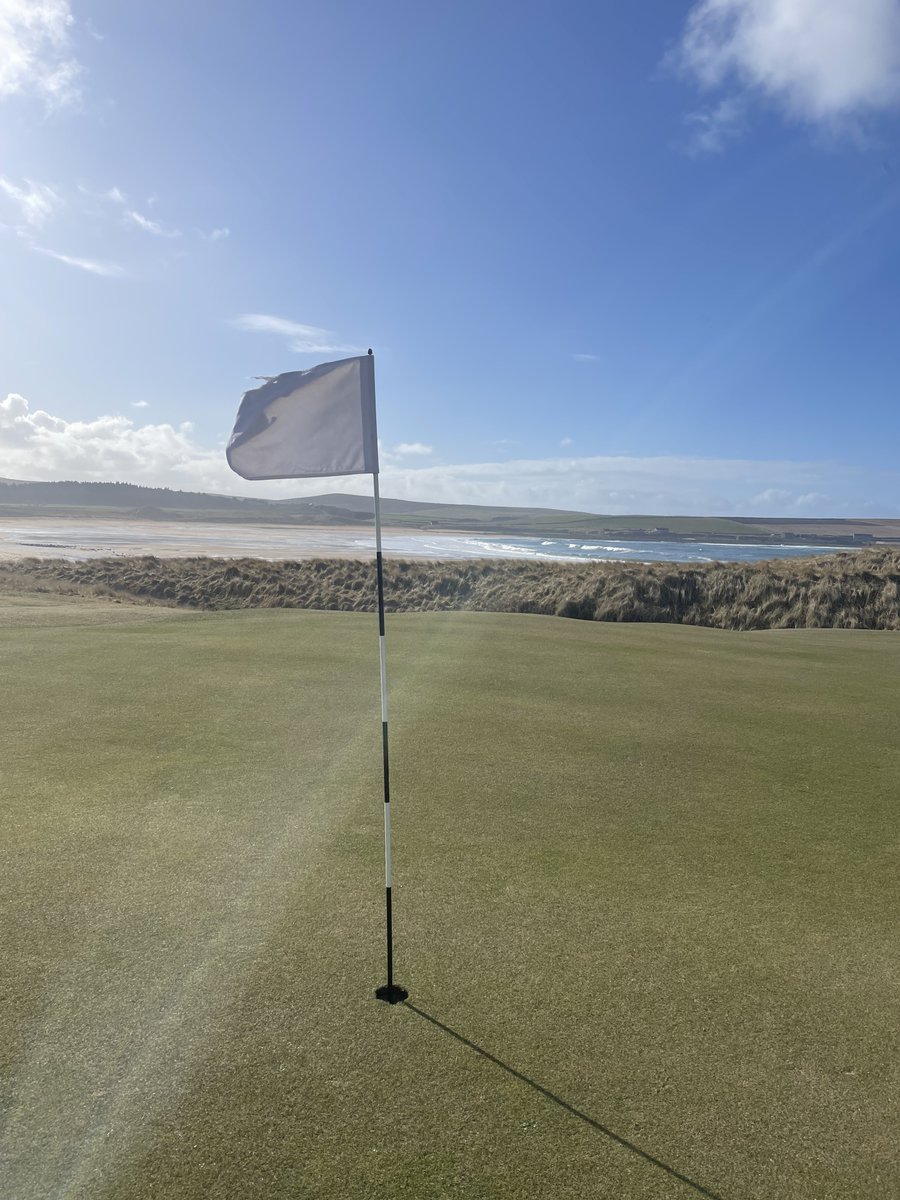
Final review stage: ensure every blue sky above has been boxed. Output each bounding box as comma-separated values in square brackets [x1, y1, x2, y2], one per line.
[2, 0, 900, 516]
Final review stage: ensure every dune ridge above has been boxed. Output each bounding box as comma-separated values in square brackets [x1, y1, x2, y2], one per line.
[3, 549, 899, 631]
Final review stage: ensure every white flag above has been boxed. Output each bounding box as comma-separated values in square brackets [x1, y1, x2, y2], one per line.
[227, 354, 379, 480]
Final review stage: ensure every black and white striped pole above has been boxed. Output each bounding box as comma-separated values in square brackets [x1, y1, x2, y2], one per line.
[370, 351, 408, 1005]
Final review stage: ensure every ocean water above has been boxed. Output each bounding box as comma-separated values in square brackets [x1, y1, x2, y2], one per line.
[433, 535, 852, 564]
[0, 519, 851, 563]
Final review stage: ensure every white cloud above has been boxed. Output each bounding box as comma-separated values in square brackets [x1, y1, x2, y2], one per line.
[132, 400, 149, 409]
[393, 442, 433, 456]
[82, 186, 223, 249]
[32, 245, 125, 276]
[0, 177, 62, 228]
[573, 353, 599, 362]
[231, 314, 364, 355]
[75, 184, 128, 210]
[0, 393, 221, 490]
[3, 392, 899, 515]
[0, 0, 82, 108]
[127, 210, 181, 239]
[673, 0, 900, 136]
[560, 437, 574, 448]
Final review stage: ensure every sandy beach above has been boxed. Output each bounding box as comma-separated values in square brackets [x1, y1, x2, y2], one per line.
[0, 517, 480, 562]
[0, 516, 859, 565]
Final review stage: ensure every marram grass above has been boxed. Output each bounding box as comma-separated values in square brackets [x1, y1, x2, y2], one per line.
[2, 546, 899, 630]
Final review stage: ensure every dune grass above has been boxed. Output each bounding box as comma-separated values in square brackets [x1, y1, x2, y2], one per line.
[3, 546, 900, 631]
[1, 599, 898, 1198]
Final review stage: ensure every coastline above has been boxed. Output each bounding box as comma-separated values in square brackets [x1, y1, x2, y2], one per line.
[0, 514, 864, 565]
[0, 516, 477, 562]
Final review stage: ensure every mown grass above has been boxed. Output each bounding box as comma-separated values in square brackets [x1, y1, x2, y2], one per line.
[3, 547, 899, 630]
[1, 598, 898, 1198]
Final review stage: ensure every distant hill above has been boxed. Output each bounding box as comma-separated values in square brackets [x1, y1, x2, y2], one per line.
[0, 478, 272, 512]
[1, 477, 898, 544]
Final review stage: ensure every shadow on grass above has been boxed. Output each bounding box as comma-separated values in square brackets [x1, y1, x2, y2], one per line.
[403, 1002, 726, 1200]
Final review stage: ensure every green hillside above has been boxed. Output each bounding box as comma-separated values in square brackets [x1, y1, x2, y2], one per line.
[4, 478, 899, 542]
[0, 477, 776, 539]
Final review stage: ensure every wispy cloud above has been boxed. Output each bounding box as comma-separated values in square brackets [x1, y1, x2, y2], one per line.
[104, 186, 126, 205]
[683, 96, 745, 154]
[0, 0, 82, 108]
[560, 437, 574, 448]
[0, 177, 63, 228]
[132, 400, 149, 409]
[231, 314, 363, 355]
[671, 0, 900, 144]
[127, 210, 181, 239]
[76, 184, 127, 210]
[84, 185, 221, 248]
[393, 442, 433, 456]
[32, 246, 125, 277]
[7, 179, 227, 280]
[572, 353, 599, 362]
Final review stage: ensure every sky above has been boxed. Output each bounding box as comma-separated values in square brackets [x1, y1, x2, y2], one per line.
[2, 0, 900, 517]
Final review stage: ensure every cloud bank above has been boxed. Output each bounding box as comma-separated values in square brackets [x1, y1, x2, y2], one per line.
[0, 393, 221, 492]
[3, 392, 898, 517]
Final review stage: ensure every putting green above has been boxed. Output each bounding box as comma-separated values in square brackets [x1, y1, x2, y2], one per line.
[1, 603, 897, 1198]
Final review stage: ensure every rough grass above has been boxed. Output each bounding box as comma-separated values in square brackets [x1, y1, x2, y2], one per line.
[1, 600, 898, 1198]
[2, 547, 899, 630]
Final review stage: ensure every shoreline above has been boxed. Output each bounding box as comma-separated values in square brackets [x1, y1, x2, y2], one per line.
[0, 509, 892, 550]
[0, 514, 864, 565]
[0, 517, 480, 562]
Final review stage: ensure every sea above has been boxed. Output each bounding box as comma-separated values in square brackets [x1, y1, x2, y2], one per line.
[419, 535, 852, 564]
[0, 518, 852, 563]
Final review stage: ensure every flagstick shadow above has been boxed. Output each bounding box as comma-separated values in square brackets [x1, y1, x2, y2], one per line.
[402, 1002, 726, 1200]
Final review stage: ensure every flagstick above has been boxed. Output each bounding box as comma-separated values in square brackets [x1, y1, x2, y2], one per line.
[371, 371, 408, 1005]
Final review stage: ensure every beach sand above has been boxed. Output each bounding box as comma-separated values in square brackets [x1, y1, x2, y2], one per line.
[0, 516, 471, 562]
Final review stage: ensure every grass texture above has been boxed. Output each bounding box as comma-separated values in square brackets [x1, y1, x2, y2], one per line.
[3, 547, 900, 630]
[1, 598, 898, 1198]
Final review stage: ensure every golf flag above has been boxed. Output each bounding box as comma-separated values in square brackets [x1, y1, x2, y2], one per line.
[226, 354, 378, 481]
[225, 349, 406, 1003]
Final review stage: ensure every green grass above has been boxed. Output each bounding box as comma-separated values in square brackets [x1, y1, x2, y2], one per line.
[1, 601, 898, 1198]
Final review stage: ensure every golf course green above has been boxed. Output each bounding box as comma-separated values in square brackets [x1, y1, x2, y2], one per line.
[1, 595, 897, 1198]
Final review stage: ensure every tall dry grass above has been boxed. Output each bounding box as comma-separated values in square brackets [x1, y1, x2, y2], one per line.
[3, 550, 899, 630]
